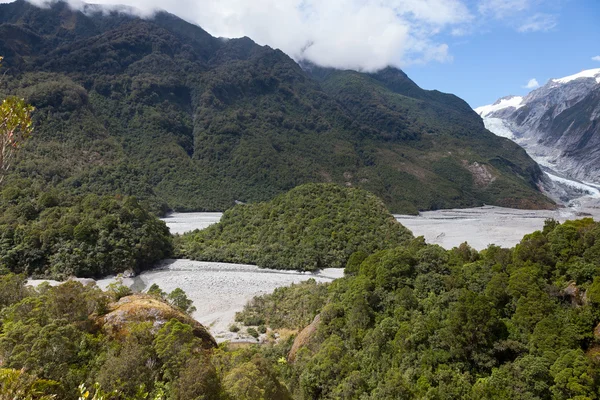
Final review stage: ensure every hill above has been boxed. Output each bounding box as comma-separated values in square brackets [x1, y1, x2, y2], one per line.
[0, 0, 553, 214]
[237, 218, 600, 399]
[0, 277, 291, 399]
[176, 183, 414, 270]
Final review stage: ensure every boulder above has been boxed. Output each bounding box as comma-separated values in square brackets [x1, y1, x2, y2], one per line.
[288, 314, 320, 362]
[563, 281, 585, 306]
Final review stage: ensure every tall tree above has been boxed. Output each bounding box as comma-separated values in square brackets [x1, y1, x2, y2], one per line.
[0, 56, 34, 184]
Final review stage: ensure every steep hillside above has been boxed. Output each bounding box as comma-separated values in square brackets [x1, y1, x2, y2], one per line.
[477, 69, 600, 186]
[0, 0, 553, 214]
[238, 218, 600, 399]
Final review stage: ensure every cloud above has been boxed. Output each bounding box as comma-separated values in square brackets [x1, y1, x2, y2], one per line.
[593, 56, 600, 62]
[1, 0, 476, 72]
[523, 78, 540, 89]
[478, 1, 559, 34]
[518, 13, 557, 32]
[478, 0, 532, 18]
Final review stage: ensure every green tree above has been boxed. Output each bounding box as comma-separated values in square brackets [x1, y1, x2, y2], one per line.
[0, 57, 34, 184]
[550, 349, 597, 400]
[0, 368, 59, 400]
[167, 288, 196, 314]
[147, 283, 166, 299]
[171, 356, 223, 400]
[154, 319, 202, 381]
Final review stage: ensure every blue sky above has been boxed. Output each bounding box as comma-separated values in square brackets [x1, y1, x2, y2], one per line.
[4, 0, 599, 109]
[404, 0, 600, 107]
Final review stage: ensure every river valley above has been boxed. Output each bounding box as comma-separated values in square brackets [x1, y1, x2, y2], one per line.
[29, 199, 600, 342]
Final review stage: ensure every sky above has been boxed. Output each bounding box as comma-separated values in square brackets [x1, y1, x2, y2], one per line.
[2, 0, 599, 107]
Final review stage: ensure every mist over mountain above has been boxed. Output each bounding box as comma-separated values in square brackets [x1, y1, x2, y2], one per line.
[0, 0, 553, 213]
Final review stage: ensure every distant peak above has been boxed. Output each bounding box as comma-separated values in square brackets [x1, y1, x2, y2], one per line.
[551, 68, 600, 85]
[494, 95, 521, 105]
[475, 96, 524, 118]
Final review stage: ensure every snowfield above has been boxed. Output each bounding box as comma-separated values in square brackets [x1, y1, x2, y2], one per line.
[475, 96, 524, 117]
[551, 68, 600, 85]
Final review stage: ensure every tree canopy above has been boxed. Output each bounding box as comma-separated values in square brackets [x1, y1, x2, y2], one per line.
[176, 183, 414, 271]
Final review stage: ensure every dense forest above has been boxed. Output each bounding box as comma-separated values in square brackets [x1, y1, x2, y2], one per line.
[175, 183, 413, 271]
[235, 218, 600, 399]
[0, 276, 291, 399]
[0, 179, 172, 279]
[4, 214, 600, 399]
[0, 0, 553, 214]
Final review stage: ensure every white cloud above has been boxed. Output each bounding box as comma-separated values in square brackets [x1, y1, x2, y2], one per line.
[0, 0, 476, 72]
[523, 78, 540, 89]
[518, 13, 557, 32]
[593, 56, 600, 62]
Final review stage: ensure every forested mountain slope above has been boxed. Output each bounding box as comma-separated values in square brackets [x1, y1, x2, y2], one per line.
[237, 218, 600, 399]
[0, 0, 553, 213]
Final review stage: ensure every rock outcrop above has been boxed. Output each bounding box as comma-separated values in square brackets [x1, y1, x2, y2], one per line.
[99, 294, 217, 348]
[288, 314, 321, 362]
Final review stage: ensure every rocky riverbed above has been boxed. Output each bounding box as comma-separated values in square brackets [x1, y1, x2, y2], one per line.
[29, 201, 599, 343]
[29, 259, 343, 343]
[165, 200, 600, 251]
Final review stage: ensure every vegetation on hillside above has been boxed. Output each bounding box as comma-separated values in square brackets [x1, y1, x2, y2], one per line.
[0, 1, 553, 214]
[0, 278, 291, 399]
[6, 210, 600, 399]
[175, 184, 413, 271]
[0, 180, 172, 279]
[236, 218, 600, 399]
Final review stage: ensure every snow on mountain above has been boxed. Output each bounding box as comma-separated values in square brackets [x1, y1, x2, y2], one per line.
[551, 68, 600, 85]
[475, 96, 524, 118]
[476, 67, 600, 205]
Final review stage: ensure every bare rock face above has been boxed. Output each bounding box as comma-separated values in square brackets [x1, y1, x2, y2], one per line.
[562, 281, 586, 307]
[99, 294, 217, 348]
[594, 323, 600, 341]
[476, 69, 600, 185]
[462, 161, 496, 187]
[288, 314, 321, 362]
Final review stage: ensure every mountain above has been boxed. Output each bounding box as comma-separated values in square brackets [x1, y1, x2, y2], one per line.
[476, 69, 600, 192]
[0, 0, 553, 214]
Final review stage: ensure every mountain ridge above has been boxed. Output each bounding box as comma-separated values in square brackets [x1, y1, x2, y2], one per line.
[0, 0, 553, 213]
[476, 68, 600, 188]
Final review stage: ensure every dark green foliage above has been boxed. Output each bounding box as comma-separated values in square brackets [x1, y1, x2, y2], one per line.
[176, 184, 414, 271]
[243, 218, 600, 399]
[0, 278, 290, 399]
[0, 1, 553, 214]
[0, 180, 172, 279]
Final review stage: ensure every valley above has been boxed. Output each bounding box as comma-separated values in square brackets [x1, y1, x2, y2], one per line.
[2, 1, 600, 398]
[476, 69, 600, 206]
[165, 198, 600, 251]
[29, 259, 344, 343]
